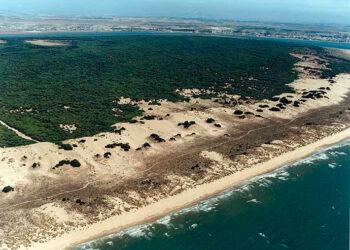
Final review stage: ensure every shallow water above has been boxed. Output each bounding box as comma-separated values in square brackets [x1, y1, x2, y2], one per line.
[76, 140, 350, 250]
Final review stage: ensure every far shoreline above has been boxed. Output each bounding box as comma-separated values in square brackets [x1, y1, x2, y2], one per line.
[28, 128, 350, 250]
[0, 31, 349, 50]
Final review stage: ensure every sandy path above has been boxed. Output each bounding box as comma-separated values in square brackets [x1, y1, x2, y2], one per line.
[0, 120, 39, 143]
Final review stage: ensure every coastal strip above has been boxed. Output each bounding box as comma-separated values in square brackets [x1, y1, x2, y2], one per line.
[28, 128, 350, 250]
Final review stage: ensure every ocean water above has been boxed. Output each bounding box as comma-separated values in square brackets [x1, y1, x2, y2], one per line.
[76, 139, 350, 250]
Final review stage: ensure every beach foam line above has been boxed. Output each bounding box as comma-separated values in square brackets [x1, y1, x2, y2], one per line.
[28, 128, 350, 250]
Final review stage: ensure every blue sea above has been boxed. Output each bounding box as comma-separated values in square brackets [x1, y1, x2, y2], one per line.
[76, 139, 350, 250]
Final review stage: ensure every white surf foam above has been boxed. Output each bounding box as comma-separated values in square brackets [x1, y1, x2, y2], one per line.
[328, 163, 338, 168]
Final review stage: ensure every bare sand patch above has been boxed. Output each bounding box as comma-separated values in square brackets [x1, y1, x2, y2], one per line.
[116, 97, 134, 105]
[25, 39, 69, 47]
[0, 40, 7, 44]
[326, 48, 350, 61]
[59, 124, 77, 133]
[35, 203, 74, 224]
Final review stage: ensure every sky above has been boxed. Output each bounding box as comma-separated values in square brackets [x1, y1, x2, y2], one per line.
[0, 0, 349, 25]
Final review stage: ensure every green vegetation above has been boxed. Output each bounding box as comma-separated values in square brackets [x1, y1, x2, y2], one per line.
[60, 143, 74, 151]
[0, 124, 34, 147]
[0, 35, 346, 145]
[321, 56, 350, 79]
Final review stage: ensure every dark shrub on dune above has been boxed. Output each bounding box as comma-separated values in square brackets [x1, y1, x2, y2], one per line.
[276, 103, 285, 109]
[259, 104, 269, 108]
[76, 199, 85, 205]
[54, 159, 81, 169]
[280, 97, 292, 105]
[178, 121, 196, 129]
[269, 97, 280, 102]
[114, 127, 126, 135]
[70, 159, 81, 168]
[269, 107, 281, 112]
[206, 118, 215, 123]
[104, 152, 112, 158]
[293, 101, 300, 107]
[234, 110, 243, 115]
[2, 186, 14, 193]
[315, 93, 323, 99]
[105, 142, 131, 151]
[150, 134, 166, 142]
[60, 144, 73, 151]
[302, 93, 315, 99]
[143, 115, 156, 120]
[55, 160, 71, 168]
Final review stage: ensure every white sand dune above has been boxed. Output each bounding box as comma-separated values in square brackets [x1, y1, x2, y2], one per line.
[25, 39, 69, 46]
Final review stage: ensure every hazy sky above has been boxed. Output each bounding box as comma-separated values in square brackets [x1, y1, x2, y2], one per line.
[0, 0, 349, 24]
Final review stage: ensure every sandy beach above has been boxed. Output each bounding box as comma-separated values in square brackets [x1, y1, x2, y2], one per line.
[27, 128, 350, 250]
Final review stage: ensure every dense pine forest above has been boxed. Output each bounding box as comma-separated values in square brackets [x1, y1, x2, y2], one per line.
[0, 35, 348, 145]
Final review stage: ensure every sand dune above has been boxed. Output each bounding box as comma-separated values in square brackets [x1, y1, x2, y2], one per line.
[24, 39, 69, 46]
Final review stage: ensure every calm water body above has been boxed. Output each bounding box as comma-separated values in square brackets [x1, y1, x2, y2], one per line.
[76, 139, 350, 250]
